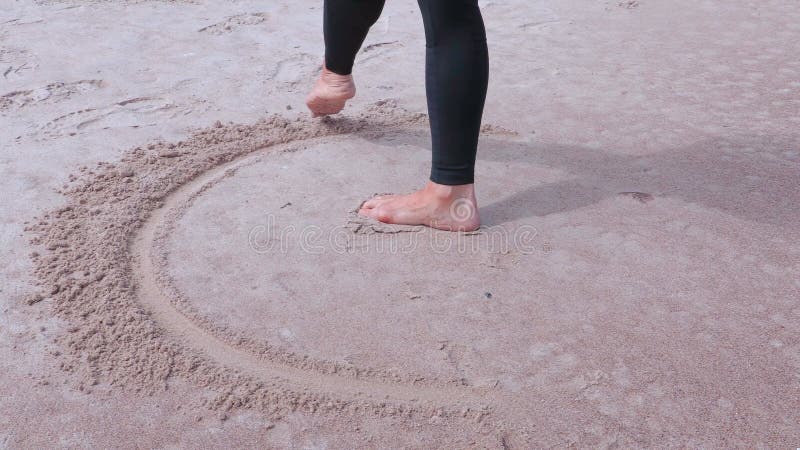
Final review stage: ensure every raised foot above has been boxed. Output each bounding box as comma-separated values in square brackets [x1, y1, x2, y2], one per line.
[305, 65, 356, 117]
[358, 181, 481, 232]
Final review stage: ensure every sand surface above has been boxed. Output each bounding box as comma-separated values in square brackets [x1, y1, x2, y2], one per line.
[2, 0, 799, 447]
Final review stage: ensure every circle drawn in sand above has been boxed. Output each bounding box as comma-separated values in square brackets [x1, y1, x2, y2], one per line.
[134, 137, 497, 412]
[27, 102, 502, 426]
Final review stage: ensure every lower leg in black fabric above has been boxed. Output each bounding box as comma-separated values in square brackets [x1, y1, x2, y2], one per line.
[352, 0, 488, 230]
[418, 0, 489, 185]
[324, 0, 386, 75]
[308, 0, 385, 116]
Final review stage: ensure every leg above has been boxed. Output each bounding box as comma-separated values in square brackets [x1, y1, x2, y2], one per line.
[423, 0, 489, 186]
[306, 0, 386, 117]
[360, 0, 489, 231]
[324, 0, 386, 76]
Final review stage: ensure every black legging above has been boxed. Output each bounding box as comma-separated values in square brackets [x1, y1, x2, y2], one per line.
[324, 0, 489, 185]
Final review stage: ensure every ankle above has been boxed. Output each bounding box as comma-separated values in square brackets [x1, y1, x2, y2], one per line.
[424, 181, 475, 201]
[321, 65, 354, 86]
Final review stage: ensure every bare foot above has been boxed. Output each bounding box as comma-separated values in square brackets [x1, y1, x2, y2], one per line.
[358, 181, 480, 232]
[305, 65, 356, 117]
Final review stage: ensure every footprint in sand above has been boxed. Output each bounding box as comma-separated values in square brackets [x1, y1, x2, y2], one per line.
[39, 96, 193, 138]
[0, 80, 105, 112]
[265, 53, 319, 91]
[198, 12, 270, 35]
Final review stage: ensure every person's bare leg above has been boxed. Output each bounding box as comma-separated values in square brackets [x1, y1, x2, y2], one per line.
[305, 64, 356, 117]
[358, 181, 480, 232]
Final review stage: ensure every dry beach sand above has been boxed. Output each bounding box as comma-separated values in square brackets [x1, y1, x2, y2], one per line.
[2, 0, 800, 447]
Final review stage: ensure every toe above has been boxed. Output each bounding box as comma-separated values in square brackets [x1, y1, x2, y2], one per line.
[305, 94, 320, 112]
[362, 194, 396, 209]
[373, 206, 395, 224]
[317, 98, 346, 116]
[306, 96, 334, 117]
[362, 197, 382, 209]
[357, 206, 372, 217]
[357, 203, 392, 222]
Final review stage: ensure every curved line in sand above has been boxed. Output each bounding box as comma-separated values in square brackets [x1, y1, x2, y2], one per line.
[130, 137, 496, 412]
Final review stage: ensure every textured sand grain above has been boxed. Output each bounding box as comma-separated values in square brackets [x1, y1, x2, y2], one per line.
[3, 0, 800, 446]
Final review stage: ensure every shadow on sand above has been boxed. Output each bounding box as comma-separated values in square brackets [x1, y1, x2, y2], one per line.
[329, 117, 798, 229]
